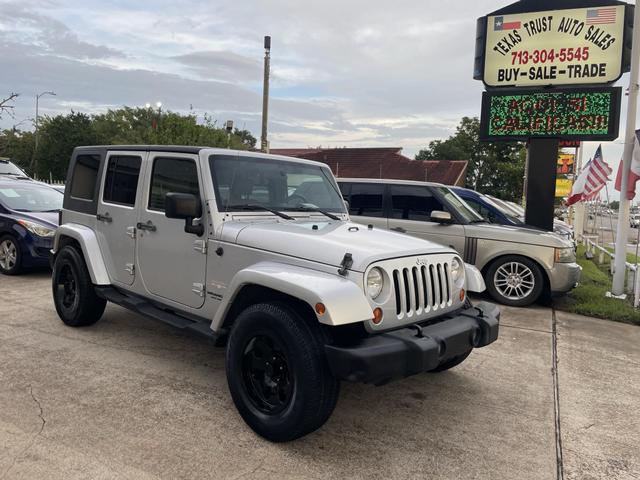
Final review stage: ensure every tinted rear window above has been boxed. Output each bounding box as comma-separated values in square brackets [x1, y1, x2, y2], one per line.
[103, 155, 142, 206]
[69, 154, 100, 200]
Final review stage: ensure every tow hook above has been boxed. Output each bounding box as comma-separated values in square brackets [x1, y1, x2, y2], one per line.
[409, 324, 424, 338]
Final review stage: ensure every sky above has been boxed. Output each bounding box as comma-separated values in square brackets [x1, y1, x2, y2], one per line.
[0, 0, 638, 200]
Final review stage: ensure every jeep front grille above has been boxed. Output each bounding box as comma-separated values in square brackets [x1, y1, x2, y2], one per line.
[391, 263, 451, 316]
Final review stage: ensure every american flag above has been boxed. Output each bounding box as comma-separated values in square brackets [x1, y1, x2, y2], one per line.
[586, 8, 617, 25]
[567, 146, 612, 205]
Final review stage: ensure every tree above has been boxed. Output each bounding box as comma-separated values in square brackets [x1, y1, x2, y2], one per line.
[0, 93, 18, 120]
[0, 106, 258, 179]
[415, 117, 526, 201]
[609, 200, 620, 211]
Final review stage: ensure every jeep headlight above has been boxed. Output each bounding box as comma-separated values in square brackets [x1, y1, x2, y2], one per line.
[555, 247, 576, 263]
[366, 267, 384, 299]
[451, 257, 465, 288]
[17, 219, 55, 237]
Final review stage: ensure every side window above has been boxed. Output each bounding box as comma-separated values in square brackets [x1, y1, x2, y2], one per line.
[349, 183, 384, 218]
[69, 154, 100, 200]
[466, 198, 495, 222]
[103, 155, 142, 206]
[148, 157, 200, 211]
[390, 185, 444, 221]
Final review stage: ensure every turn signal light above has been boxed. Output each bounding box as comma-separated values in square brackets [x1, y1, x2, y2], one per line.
[372, 308, 383, 325]
[460, 289, 466, 302]
[315, 303, 326, 316]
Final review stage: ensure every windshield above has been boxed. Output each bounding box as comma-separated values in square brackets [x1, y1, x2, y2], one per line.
[210, 155, 347, 214]
[0, 185, 63, 212]
[435, 187, 484, 223]
[0, 160, 27, 176]
[506, 200, 525, 217]
[484, 195, 524, 223]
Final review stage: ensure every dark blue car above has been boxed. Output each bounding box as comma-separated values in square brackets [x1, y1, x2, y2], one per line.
[451, 186, 574, 241]
[0, 179, 62, 275]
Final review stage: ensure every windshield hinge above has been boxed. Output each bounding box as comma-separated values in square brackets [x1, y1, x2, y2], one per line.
[125, 263, 135, 275]
[338, 253, 353, 276]
[193, 239, 207, 254]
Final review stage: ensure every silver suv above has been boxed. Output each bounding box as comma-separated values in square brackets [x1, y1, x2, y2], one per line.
[338, 179, 581, 307]
[50, 146, 499, 442]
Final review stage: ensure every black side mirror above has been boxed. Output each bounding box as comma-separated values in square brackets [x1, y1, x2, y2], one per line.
[165, 193, 204, 236]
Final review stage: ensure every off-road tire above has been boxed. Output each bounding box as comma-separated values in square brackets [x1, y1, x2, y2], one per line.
[226, 302, 340, 442]
[0, 234, 22, 275]
[430, 350, 472, 372]
[485, 255, 544, 307]
[52, 245, 106, 326]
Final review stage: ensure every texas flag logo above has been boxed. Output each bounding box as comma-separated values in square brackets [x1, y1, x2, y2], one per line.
[494, 16, 522, 31]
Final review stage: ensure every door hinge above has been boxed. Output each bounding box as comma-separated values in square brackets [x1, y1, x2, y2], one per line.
[125, 263, 135, 275]
[192, 283, 205, 297]
[126, 226, 136, 239]
[193, 239, 207, 254]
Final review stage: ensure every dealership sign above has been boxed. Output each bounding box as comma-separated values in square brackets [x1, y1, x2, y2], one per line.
[555, 178, 574, 197]
[479, 87, 621, 140]
[477, 4, 630, 87]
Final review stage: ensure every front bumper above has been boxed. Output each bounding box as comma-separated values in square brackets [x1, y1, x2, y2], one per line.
[325, 301, 499, 385]
[549, 262, 582, 294]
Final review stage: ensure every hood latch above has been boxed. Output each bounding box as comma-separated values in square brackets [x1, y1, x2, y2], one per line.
[338, 253, 353, 276]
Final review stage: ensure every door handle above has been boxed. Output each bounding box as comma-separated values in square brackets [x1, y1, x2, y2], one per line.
[97, 213, 112, 223]
[136, 221, 157, 232]
[391, 227, 406, 233]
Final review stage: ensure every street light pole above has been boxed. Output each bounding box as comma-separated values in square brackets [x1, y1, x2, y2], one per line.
[261, 36, 271, 153]
[612, 4, 640, 295]
[32, 91, 56, 174]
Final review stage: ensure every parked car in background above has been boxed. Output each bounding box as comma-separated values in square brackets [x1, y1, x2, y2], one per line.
[339, 179, 581, 307]
[0, 158, 30, 180]
[630, 214, 640, 228]
[0, 178, 62, 274]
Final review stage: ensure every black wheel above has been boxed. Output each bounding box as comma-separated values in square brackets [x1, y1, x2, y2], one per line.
[226, 302, 340, 442]
[52, 245, 106, 327]
[0, 235, 22, 275]
[430, 350, 472, 372]
[485, 255, 544, 307]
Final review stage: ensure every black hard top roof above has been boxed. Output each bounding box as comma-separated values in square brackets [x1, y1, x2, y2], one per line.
[74, 145, 208, 154]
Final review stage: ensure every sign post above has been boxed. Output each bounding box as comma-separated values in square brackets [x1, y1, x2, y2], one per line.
[612, 3, 640, 296]
[474, 0, 633, 231]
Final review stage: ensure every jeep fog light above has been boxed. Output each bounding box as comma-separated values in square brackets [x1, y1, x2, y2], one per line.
[451, 258, 465, 288]
[366, 268, 384, 299]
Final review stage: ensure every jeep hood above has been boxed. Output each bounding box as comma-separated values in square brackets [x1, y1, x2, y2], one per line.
[221, 220, 455, 272]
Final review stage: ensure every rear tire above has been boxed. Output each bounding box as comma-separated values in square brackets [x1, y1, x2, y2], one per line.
[0, 235, 22, 275]
[52, 245, 106, 326]
[225, 302, 340, 442]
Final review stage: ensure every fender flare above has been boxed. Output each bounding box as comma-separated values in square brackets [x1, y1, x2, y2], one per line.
[53, 224, 110, 285]
[211, 262, 373, 330]
[464, 263, 486, 293]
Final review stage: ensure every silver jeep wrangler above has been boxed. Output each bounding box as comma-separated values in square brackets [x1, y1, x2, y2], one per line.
[51, 146, 499, 442]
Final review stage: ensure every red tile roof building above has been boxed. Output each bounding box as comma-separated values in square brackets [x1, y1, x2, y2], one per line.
[268, 147, 468, 186]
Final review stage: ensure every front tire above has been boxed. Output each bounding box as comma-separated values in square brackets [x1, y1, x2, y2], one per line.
[0, 235, 22, 275]
[52, 245, 106, 326]
[485, 255, 544, 307]
[225, 302, 340, 442]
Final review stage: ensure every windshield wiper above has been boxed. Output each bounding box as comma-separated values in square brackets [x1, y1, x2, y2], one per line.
[290, 206, 341, 221]
[225, 204, 294, 220]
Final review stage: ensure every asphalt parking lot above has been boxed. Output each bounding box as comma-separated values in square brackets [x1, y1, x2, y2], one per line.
[1, 272, 639, 480]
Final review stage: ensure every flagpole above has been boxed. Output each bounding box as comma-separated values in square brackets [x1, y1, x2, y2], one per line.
[612, 3, 640, 295]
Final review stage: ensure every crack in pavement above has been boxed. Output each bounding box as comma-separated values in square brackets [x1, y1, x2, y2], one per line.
[552, 309, 565, 480]
[0, 385, 46, 480]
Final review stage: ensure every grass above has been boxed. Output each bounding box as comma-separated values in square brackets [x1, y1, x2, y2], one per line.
[553, 245, 640, 326]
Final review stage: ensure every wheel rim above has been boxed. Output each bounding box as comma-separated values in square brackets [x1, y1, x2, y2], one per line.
[0, 239, 17, 270]
[494, 261, 535, 301]
[241, 334, 293, 415]
[55, 264, 78, 310]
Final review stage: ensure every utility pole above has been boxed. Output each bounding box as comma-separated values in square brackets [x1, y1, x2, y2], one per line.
[261, 36, 271, 153]
[32, 91, 56, 174]
[612, 4, 640, 296]
[225, 120, 234, 149]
